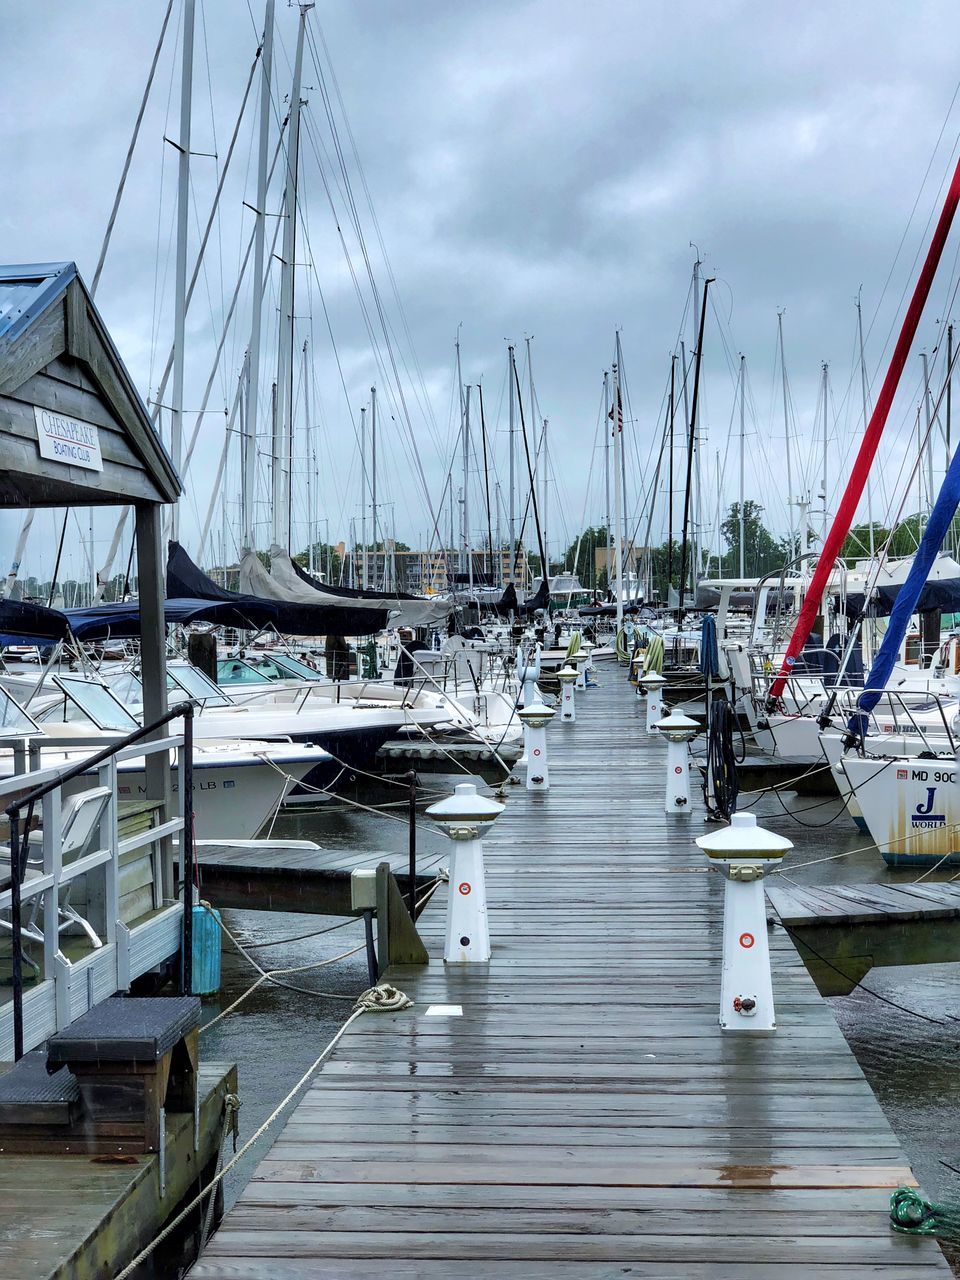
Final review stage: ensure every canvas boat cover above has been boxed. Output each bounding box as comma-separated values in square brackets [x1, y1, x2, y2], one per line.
[238, 544, 451, 629]
[168, 541, 389, 635]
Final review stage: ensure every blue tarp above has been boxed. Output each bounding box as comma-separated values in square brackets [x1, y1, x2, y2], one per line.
[0, 597, 282, 644]
[64, 598, 281, 640]
[850, 458, 960, 737]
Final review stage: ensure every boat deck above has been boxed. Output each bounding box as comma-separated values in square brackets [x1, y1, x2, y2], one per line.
[192, 675, 949, 1277]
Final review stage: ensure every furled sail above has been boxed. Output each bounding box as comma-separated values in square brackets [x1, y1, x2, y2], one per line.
[769, 152, 960, 703]
[168, 542, 388, 635]
[238, 544, 451, 629]
[849, 462, 960, 738]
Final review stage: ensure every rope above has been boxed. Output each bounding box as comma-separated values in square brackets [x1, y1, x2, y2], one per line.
[699, 615, 720, 678]
[197, 1091, 241, 1255]
[778, 922, 956, 1026]
[354, 982, 413, 1011]
[890, 1186, 960, 1237]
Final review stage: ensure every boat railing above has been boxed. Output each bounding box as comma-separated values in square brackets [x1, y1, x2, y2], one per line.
[2, 701, 196, 1061]
[830, 687, 958, 753]
[748, 649, 836, 716]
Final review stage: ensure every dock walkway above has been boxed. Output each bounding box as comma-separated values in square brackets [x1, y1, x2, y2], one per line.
[193, 676, 950, 1278]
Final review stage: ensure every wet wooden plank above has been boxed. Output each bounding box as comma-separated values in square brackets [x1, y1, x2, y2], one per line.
[195, 677, 950, 1277]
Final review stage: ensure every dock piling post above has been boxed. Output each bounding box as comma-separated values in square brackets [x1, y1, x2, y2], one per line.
[640, 672, 666, 731]
[517, 701, 556, 790]
[557, 664, 578, 723]
[696, 812, 793, 1033]
[426, 782, 504, 962]
[654, 712, 699, 815]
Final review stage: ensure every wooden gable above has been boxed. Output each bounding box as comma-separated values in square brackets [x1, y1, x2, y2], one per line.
[0, 264, 180, 509]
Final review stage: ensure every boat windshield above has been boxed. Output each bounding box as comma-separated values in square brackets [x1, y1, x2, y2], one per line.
[52, 676, 140, 732]
[0, 685, 41, 738]
[261, 653, 325, 683]
[217, 658, 274, 686]
[108, 672, 144, 705]
[168, 663, 231, 707]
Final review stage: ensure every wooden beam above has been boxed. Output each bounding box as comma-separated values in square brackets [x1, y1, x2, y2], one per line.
[135, 502, 173, 900]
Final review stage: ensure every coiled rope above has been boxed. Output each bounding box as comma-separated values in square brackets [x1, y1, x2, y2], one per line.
[890, 1186, 960, 1237]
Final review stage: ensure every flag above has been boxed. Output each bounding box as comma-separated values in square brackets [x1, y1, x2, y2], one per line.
[607, 388, 623, 435]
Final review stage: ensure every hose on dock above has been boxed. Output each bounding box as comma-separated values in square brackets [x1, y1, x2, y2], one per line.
[703, 698, 741, 821]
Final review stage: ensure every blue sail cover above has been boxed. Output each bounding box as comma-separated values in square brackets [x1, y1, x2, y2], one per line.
[850, 453, 960, 737]
[0, 598, 282, 645]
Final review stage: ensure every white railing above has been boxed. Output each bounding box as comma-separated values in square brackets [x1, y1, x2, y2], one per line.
[0, 727, 188, 1059]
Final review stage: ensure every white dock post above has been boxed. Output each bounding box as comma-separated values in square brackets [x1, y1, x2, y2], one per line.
[517, 701, 556, 791]
[640, 671, 666, 731]
[557, 664, 578, 722]
[579, 642, 594, 687]
[425, 782, 504, 963]
[696, 812, 793, 1034]
[654, 711, 699, 815]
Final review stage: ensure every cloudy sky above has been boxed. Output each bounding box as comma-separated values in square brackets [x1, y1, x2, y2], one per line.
[3, 0, 960, 588]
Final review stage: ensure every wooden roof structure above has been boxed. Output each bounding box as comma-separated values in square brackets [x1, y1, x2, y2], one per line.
[0, 261, 180, 508]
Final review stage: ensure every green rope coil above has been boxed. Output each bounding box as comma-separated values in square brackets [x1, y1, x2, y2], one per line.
[890, 1186, 960, 1238]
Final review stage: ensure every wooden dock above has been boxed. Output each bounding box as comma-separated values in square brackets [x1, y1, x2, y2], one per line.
[193, 676, 950, 1277]
[0, 1060, 236, 1279]
[767, 880, 960, 995]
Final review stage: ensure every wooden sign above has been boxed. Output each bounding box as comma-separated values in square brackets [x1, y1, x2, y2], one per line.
[34, 405, 103, 471]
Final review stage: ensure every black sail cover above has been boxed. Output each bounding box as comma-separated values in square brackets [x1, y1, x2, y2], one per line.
[167, 542, 389, 635]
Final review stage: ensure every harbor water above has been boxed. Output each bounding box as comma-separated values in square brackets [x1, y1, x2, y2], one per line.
[156, 772, 960, 1276]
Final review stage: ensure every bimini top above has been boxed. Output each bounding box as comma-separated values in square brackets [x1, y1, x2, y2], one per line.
[0, 261, 180, 509]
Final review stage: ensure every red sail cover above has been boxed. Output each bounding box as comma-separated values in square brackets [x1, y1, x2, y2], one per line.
[769, 154, 960, 702]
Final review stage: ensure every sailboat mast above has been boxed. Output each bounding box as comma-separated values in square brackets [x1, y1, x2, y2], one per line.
[821, 361, 829, 542]
[170, 0, 196, 543]
[615, 332, 628, 586]
[777, 311, 795, 557]
[667, 356, 676, 597]
[856, 295, 875, 556]
[603, 371, 612, 587]
[677, 276, 713, 621]
[478, 382, 494, 583]
[303, 338, 312, 571]
[371, 385, 378, 588]
[273, 2, 310, 548]
[738, 355, 745, 578]
[541, 417, 549, 581]
[243, 0, 274, 550]
[463, 384, 472, 591]
[921, 351, 936, 517]
[360, 406, 367, 588]
[508, 344, 516, 578]
[612, 361, 624, 629]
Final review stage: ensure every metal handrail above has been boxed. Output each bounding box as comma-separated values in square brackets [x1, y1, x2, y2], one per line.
[5, 700, 196, 1060]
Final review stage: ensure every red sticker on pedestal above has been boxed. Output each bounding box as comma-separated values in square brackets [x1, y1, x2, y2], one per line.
[533, 747, 541, 756]
[458, 882, 472, 895]
[674, 765, 683, 774]
[739, 932, 755, 949]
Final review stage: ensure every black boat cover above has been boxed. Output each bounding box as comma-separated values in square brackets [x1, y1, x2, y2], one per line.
[0, 598, 72, 646]
[167, 542, 389, 635]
